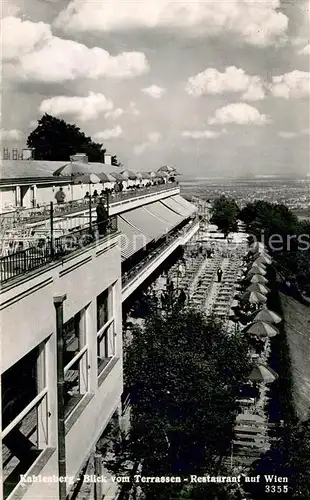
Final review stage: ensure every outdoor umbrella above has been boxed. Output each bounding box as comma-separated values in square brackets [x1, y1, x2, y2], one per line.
[53, 162, 92, 176]
[247, 265, 267, 276]
[253, 256, 272, 267]
[253, 251, 271, 260]
[246, 283, 270, 294]
[249, 364, 278, 384]
[157, 171, 169, 178]
[250, 274, 269, 284]
[120, 170, 138, 180]
[243, 321, 279, 338]
[249, 242, 266, 253]
[148, 171, 158, 178]
[158, 165, 180, 174]
[110, 172, 125, 182]
[96, 172, 115, 183]
[241, 290, 267, 304]
[138, 172, 151, 179]
[73, 173, 101, 212]
[73, 173, 101, 184]
[252, 307, 282, 324]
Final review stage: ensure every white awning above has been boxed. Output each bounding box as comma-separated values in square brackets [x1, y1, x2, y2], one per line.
[121, 206, 170, 241]
[161, 197, 190, 218]
[173, 195, 197, 216]
[118, 216, 150, 261]
[144, 201, 183, 229]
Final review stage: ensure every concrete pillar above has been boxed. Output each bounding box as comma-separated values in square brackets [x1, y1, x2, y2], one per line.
[15, 185, 21, 207]
[86, 301, 98, 392]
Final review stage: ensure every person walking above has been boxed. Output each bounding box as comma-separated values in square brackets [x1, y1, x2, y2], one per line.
[217, 268, 223, 283]
[96, 198, 109, 235]
[55, 187, 66, 204]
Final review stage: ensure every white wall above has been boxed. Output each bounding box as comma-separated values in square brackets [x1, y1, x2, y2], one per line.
[2, 233, 123, 500]
[1, 237, 121, 372]
[36, 185, 55, 206]
[0, 187, 16, 209]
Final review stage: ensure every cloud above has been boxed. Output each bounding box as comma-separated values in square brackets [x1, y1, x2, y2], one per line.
[93, 125, 123, 139]
[186, 66, 265, 101]
[182, 129, 225, 139]
[208, 103, 270, 125]
[134, 132, 161, 155]
[29, 120, 38, 128]
[242, 83, 266, 101]
[2, 16, 52, 61]
[142, 85, 166, 99]
[1, 4, 20, 19]
[1, 128, 23, 140]
[298, 44, 310, 55]
[129, 102, 141, 116]
[2, 16, 149, 82]
[278, 131, 297, 139]
[271, 71, 310, 99]
[105, 108, 124, 119]
[148, 132, 161, 143]
[39, 92, 113, 121]
[55, 0, 288, 46]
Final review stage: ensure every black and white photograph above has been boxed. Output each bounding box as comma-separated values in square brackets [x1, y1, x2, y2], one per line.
[1, 0, 310, 499]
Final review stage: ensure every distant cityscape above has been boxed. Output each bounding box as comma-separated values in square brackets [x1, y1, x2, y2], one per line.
[180, 177, 310, 218]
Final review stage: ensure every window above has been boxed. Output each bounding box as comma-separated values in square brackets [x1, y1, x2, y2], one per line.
[63, 309, 88, 417]
[1, 344, 48, 499]
[97, 289, 109, 331]
[96, 286, 115, 375]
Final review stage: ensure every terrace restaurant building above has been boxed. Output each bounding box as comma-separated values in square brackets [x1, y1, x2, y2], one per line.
[0, 154, 198, 500]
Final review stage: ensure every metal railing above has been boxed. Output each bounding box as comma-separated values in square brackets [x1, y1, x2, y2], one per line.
[0, 195, 108, 230]
[0, 183, 178, 227]
[122, 217, 198, 287]
[0, 216, 118, 283]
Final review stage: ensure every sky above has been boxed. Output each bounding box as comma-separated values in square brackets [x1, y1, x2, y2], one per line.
[1, 0, 310, 177]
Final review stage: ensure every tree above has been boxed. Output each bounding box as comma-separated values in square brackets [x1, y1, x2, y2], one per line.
[27, 114, 121, 164]
[106, 292, 253, 499]
[210, 197, 240, 238]
[239, 201, 310, 297]
[247, 419, 310, 500]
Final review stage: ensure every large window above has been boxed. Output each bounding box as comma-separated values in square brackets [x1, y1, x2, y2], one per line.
[63, 308, 88, 417]
[1, 344, 48, 499]
[96, 286, 115, 375]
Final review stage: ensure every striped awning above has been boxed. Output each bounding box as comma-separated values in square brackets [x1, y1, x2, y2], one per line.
[161, 197, 189, 218]
[118, 217, 150, 261]
[173, 195, 197, 216]
[121, 206, 170, 241]
[144, 201, 183, 229]
[162, 195, 196, 218]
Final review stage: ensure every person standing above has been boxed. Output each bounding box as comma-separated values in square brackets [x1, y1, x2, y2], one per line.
[96, 198, 109, 235]
[217, 268, 223, 283]
[55, 187, 66, 204]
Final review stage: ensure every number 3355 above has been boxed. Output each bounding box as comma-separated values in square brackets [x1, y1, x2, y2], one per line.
[265, 485, 288, 493]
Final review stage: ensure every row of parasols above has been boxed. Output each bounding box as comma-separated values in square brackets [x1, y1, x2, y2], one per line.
[239, 241, 281, 385]
[52, 164, 179, 184]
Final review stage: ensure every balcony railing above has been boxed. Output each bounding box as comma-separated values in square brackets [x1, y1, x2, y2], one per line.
[0, 217, 118, 283]
[122, 217, 198, 287]
[0, 182, 178, 229]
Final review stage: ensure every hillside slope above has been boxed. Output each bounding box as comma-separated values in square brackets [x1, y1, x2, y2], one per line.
[280, 293, 310, 421]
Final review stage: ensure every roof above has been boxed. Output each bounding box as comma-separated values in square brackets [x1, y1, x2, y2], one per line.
[0, 160, 122, 181]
